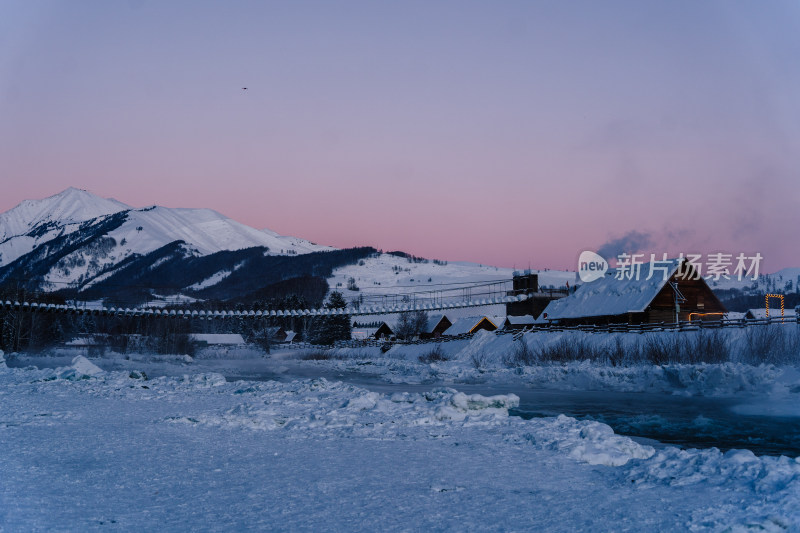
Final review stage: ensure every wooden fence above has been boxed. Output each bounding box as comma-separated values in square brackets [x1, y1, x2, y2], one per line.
[295, 314, 800, 351]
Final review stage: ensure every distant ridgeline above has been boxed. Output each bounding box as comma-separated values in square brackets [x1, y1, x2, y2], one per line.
[715, 288, 800, 313]
[0, 244, 377, 308]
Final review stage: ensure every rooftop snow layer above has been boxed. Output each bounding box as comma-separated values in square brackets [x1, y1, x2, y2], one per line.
[540, 260, 682, 320]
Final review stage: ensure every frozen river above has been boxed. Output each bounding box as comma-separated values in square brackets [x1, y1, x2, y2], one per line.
[9, 354, 800, 457]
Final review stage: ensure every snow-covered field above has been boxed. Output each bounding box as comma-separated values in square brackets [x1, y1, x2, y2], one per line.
[3, 336, 800, 531]
[327, 253, 576, 309]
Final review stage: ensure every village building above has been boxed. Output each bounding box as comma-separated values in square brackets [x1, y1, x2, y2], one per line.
[351, 327, 378, 340]
[265, 326, 288, 343]
[374, 322, 394, 339]
[500, 315, 536, 330]
[744, 308, 798, 320]
[537, 259, 725, 325]
[189, 333, 247, 348]
[505, 270, 570, 319]
[352, 322, 393, 340]
[444, 316, 499, 336]
[420, 314, 453, 339]
[62, 335, 107, 355]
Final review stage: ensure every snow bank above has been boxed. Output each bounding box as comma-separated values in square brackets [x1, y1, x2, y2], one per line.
[524, 415, 655, 467]
[320, 329, 794, 397]
[626, 447, 800, 530]
[167, 380, 519, 434]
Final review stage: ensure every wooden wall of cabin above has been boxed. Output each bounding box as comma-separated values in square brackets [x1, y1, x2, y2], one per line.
[648, 272, 726, 323]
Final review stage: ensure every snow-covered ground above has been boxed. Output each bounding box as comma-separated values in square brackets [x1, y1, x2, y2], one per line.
[3, 333, 800, 531]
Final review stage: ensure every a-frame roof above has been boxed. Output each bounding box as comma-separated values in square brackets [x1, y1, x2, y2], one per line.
[539, 259, 686, 321]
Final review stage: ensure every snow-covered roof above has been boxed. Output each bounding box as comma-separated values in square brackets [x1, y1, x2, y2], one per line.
[445, 316, 498, 336]
[539, 260, 683, 321]
[423, 314, 451, 334]
[489, 316, 506, 328]
[189, 334, 246, 345]
[504, 315, 535, 325]
[744, 308, 797, 320]
[283, 331, 297, 343]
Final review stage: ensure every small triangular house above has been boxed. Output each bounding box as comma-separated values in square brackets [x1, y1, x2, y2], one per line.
[419, 314, 453, 339]
[744, 308, 797, 320]
[374, 322, 394, 340]
[444, 316, 499, 336]
[501, 315, 536, 330]
[538, 258, 725, 325]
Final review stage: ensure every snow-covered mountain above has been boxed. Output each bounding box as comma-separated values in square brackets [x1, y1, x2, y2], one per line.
[0, 188, 130, 265]
[0, 188, 334, 291]
[0, 188, 579, 308]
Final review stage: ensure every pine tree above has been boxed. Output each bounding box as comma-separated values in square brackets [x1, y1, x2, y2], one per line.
[309, 291, 351, 345]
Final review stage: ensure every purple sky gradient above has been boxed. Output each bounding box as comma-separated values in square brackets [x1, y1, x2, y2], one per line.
[2, 1, 799, 271]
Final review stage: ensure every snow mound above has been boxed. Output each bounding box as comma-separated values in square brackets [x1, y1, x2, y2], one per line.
[166, 380, 519, 434]
[70, 356, 104, 377]
[524, 415, 655, 467]
[626, 447, 800, 529]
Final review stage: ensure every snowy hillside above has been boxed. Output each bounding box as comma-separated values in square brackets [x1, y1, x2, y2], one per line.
[710, 267, 800, 294]
[327, 252, 576, 309]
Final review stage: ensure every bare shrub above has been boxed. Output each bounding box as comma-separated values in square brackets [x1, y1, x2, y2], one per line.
[300, 350, 339, 361]
[419, 345, 448, 364]
[607, 336, 638, 366]
[502, 339, 537, 367]
[785, 326, 800, 363]
[642, 335, 674, 365]
[688, 330, 730, 364]
[536, 338, 601, 363]
[470, 349, 489, 369]
[742, 324, 800, 365]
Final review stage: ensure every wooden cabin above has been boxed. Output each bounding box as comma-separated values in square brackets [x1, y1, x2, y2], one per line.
[374, 322, 394, 340]
[444, 316, 498, 336]
[501, 315, 536, 330]
[538, 259, 725, 326]
[420, 314, 453, 339]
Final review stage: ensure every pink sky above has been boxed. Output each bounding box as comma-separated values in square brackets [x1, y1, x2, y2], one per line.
[2, 1, 799, 272]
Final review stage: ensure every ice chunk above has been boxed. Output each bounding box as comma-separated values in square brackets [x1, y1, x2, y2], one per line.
[70, 355, 104, 377]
